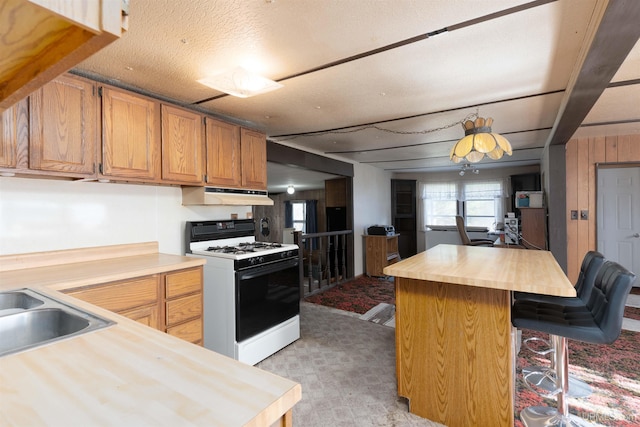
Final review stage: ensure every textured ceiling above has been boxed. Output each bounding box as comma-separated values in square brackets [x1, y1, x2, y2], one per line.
[75, 0, 640, 190]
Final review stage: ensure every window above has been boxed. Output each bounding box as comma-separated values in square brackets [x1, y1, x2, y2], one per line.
[421, 179, 506, 230]
[465, 200, 495, 228]
[463, 181, 503, 229]
[291, 201, 306, 232]
[425, 199, 458, 226]
[421, 182, 458, 227]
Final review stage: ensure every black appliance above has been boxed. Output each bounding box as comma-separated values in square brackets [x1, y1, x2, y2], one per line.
[367, 225, 395, 236]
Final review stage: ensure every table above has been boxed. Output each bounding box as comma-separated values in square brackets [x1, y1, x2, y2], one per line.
[383, 244, 574, 427]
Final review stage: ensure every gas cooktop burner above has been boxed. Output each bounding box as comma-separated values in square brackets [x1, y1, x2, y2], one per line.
[205, 242, 284, 254]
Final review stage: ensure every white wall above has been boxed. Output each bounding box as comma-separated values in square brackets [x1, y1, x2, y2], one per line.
[0, 177, 250, 256]
[394, 164, 540, 253]
[352, 162, 392, 275]
[1, 163, 394, 277]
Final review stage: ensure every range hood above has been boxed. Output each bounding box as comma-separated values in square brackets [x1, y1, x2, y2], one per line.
[182, 187, 274, 206]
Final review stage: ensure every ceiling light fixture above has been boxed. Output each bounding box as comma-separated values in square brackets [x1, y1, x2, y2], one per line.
[287, 185, 295, 195]
[198, 66, 283, 98]
[450, 117, 513, 163]
[458, 163, 479, 176]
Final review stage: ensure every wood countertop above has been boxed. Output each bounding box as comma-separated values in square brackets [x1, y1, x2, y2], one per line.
[0, 242, 301, 426]
[383, 244, 575, 297]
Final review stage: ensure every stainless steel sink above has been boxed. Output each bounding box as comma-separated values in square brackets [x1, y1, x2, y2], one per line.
[0, 289, 115, 357]
[0, 290, 45, 313]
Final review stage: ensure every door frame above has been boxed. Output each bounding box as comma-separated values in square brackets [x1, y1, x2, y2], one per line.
[595, 162, 640, 282]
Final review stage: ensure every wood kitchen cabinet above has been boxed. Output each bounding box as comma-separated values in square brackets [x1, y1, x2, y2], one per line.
[0, 98, 28, 171]
[64, 266, 203, 345]
[364, 234, 400, 277]
[204, 117, 241, 187]
[204, 119, 267, 190]
[100, 86, 161, 182]
[161, 105, 204, 184]
[0, 0, 128, 111]
[29, 74, 98, 178]
[326, 177, 348, 207]
[164, 267, 203, 344]
[240, 128, 268, 190]
[65, 275, 162, 330]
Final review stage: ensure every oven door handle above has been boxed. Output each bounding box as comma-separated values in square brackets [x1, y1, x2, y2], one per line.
[237, 258, 299, 280]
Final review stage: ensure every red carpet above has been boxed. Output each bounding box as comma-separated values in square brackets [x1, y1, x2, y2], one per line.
[306, 276, 640, 426]
[305, 275, 395, 314]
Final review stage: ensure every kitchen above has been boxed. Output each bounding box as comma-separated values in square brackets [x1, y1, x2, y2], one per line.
[2, 1, 640, 426]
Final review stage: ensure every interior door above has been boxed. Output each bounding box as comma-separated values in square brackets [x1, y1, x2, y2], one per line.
[597, 166, 640, 284]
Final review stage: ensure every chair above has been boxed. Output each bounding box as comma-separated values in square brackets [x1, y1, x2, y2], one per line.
[511, 260, 636, 427]
[514, 250, 606, 397]
[455, 215, 494, 247]
[514, 250, 605, 304]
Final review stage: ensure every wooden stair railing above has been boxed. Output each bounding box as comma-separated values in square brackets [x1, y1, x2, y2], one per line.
[293, 230, 353, 299]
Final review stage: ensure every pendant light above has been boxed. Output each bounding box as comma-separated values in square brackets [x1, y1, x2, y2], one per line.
[450, 117, 513, 163]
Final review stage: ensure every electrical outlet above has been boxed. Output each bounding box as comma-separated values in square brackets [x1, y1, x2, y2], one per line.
[571, 210, 578, 220]
[580, 210, 589, 220]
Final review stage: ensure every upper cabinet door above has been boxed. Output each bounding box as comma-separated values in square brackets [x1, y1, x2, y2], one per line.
[0, 98, 28, 170]
[0, 0, 127, 110]
[240, 128, 267, 190]
[101, 87, 160, 181]
[161, 105, 204, 184]
[204, 117, 241, 188]
[29, 74, 97, 177]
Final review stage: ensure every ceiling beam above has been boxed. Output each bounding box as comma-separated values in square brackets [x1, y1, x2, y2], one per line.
[547, 0, 640, 146]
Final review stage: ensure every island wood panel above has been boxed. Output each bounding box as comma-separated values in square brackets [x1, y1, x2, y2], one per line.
[565, 134, 640, 283]
[385, 245, 574, 426]
[396, 277, 513, 427]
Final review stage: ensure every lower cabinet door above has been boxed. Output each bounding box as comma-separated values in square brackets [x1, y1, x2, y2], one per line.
[119, 304, 160, 329]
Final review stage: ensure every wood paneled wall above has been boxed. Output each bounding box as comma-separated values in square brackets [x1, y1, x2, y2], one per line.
[253, 189, 326, 243]
[565, 134, 640, 283]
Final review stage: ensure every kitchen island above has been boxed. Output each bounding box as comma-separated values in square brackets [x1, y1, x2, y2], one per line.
[0, 242, 301, 426]
[383, 244, 574, 427]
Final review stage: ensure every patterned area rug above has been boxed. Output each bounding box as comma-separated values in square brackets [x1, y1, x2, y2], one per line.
[305, 275, 395, 314]
[306, 276, 640, 426]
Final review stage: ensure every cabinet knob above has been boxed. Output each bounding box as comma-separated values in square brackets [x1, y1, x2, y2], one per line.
[633, 233, 640, 238]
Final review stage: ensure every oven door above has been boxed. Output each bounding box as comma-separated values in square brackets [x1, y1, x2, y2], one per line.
[235, 257, 300, 342]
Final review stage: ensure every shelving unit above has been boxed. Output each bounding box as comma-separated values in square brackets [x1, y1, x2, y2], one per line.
[364, 234, 400, 277]
[391, 179, 417, 259]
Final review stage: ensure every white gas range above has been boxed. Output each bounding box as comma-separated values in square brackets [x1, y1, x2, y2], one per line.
[186, 219, 300, 365]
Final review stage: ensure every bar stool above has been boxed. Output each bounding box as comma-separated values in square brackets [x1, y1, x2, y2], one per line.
[512, 260, 636, 427]
[514, 251, 605, 397]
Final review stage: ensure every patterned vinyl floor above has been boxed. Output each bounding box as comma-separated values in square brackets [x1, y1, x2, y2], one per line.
[257, 302, 444, 427]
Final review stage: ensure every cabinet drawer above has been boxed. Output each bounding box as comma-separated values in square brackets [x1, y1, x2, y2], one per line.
[66, 275, 159, 313]
[165, 268, 202, 299]
[166, 317, 202, 344]
[166, 293, 202, 326]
